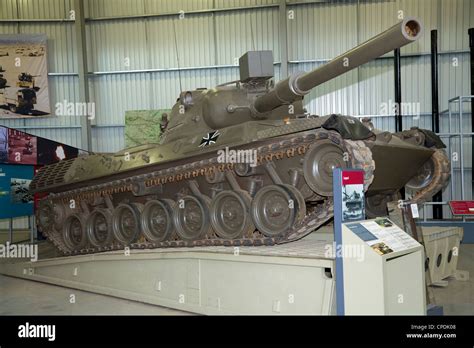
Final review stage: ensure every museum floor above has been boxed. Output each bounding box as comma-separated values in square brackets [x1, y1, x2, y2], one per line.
[0, 240, 473, 316]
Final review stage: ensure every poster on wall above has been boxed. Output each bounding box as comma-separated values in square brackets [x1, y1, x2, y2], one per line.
[125, 110, 171, 148]
[0, 34, 50, 118]
[0, 164, 34, 219]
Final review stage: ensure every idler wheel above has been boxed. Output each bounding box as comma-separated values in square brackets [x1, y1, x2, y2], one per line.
[303, 140, 347, 196]
[63, 213, 88, 251]
[251, 184, 306, 237]
[173, 195, 212, 241]
[86, 208, 114, 247]
[112, 203, 141, 245]
[141, 199, 176, 242]
[210, 190, 254, 239]
[37, 201, 55, 231]
[52, 202, 68, 231]
[406, 157, 435, 190]
[38, 201, 67, 231]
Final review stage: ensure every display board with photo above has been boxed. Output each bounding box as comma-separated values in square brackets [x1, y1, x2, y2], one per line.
[0, 164, 34, 219]
[340, 170, 365, 222]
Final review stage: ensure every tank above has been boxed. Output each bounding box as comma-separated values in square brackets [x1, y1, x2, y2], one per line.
[32, 17, 450, 255]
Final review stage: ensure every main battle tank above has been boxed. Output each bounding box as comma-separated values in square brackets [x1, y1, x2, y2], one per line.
[32, 17, 450, 255]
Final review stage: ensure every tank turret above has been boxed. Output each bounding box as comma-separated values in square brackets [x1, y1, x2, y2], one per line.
[161, 17, 422, 144]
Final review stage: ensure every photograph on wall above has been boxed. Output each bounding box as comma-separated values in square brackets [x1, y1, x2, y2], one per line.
[0, 126, 7, 163]
[7, 128, 37, 164]
[37, 138, 79, 165]
[0, 34, 50, 118]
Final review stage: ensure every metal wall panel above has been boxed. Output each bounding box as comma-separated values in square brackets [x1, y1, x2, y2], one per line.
[215, 7, 280, 65]
[17, 0, 73, 19]
[439, 53, 471, 112]
[0, 23, 20, 34]
[401, 55, 432, 114]
[358, 59, 394, 117]
[440, 0, 474, 51]
[91, 127, 124, 153]
[84, 0, 145, 18]
[147, 14, 216, 69]
[145, 0, 212, 13]
[0, 0, 19, 19]
[88, 73, 151, 125]
[86, 20, 148, 71]
[287, 1, 358, 61]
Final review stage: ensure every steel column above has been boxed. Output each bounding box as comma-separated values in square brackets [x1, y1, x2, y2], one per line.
[394, 48, 402, 132]
[74, 0, 92, 151]
[394, 48, 404, 198]
[469, 28, 474, 201]
[279, 0, 289, 78]
[8, 218, 13, 243]
[431, 30, 443, 219]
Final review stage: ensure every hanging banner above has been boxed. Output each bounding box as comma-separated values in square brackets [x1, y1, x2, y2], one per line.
[0, 34, 51, 118]
[0, 126, 79, 165]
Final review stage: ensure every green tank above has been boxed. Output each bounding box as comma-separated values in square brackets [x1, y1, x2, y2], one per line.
[32, 17, 450, 255]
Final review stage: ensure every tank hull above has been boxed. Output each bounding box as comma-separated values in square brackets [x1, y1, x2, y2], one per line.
[32, 115, 449, 256]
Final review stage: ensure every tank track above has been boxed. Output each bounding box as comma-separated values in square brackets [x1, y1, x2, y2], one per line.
[37, 129, 380, 256]
[410, 148, 451, 204]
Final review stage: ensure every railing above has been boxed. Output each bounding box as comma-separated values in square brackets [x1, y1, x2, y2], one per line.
[421, 95, 473, 222]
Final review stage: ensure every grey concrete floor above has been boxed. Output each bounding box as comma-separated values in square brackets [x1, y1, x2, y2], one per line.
[0, 275, 191, 315]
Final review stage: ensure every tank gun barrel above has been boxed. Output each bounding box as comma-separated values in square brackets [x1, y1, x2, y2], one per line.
[253, 17, 423, 114]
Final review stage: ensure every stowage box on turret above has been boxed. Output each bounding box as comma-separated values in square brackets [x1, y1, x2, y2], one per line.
[31, 17, 450, 255]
